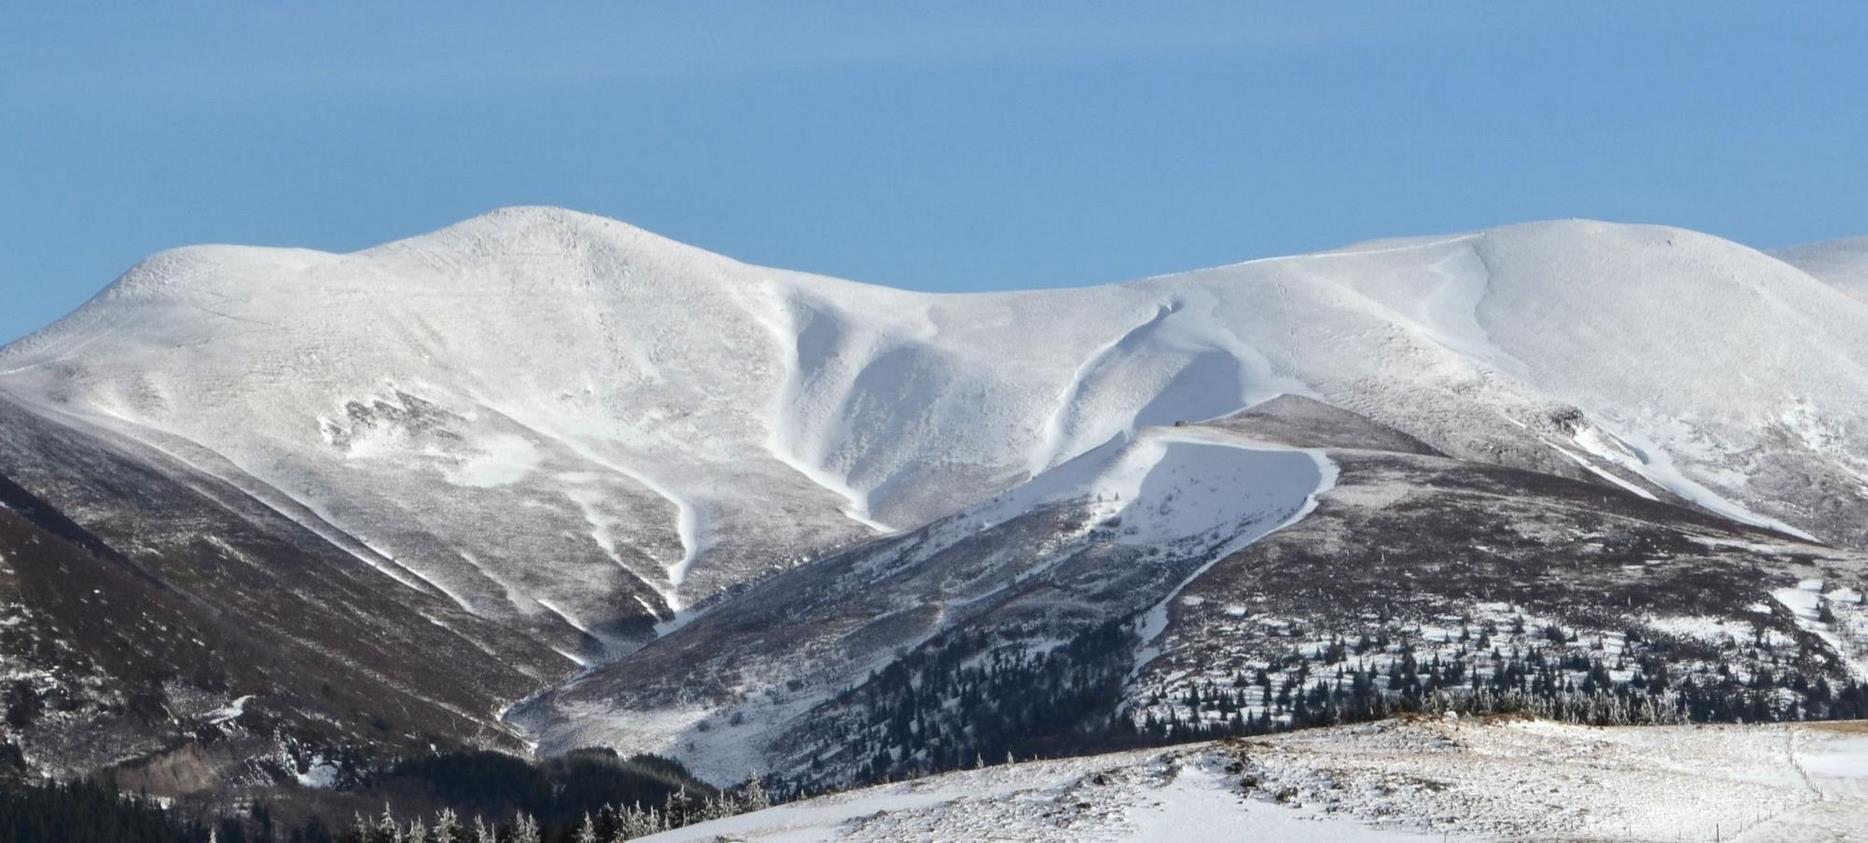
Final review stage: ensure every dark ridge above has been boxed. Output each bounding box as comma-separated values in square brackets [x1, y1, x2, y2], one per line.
[1206, 394, 1446, 456]
[0, 470, 126, 563]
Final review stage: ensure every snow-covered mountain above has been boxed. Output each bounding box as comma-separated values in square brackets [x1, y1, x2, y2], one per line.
[5, 209, 1867, 644]
[4, 207, 1868, 790]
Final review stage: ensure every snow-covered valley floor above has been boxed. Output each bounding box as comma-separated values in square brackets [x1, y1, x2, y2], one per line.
[644, 717, 1868, 842]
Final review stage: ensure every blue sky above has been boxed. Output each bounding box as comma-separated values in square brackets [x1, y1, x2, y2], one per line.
[2, 2, 1864, 343]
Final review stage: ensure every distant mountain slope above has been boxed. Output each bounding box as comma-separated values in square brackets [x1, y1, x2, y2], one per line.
[1128, 399, 1868, 741]
[513, 410, 1335, 782]
[1774, 235, 1868, 303]
[516, 398, 1868, 787]
[0, 392, 558, 779]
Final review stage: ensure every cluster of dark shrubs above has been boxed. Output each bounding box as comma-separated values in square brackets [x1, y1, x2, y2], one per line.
[0, 748, 739, 843]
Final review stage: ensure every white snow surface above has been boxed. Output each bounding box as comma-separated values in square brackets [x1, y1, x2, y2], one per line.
[4, 208, 1867, 646]
[644, 718, 1868, 842]
[971, 426, 1330, 551]
[1122, 430, 1338, 673]
[1775, 235, 1868, 304]
[641, 743, 1447, 843]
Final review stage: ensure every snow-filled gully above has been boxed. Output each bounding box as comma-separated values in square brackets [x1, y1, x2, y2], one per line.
[1026, 303, 1181, 476]
[465, 398, 704, 611]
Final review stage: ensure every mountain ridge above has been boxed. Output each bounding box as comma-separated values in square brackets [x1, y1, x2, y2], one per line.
[30, 206, 1860, 319]
[5, 209, 1866, 627]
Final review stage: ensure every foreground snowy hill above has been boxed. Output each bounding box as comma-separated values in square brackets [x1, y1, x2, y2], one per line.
[645, 717, 1868, 842]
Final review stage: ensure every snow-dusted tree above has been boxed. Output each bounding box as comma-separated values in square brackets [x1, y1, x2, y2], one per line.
[665, 789, 685, 829]
[613, 803, 653, 840]
[741, 773, 772, 811]
[431, 808, 459, 843]
[594, 804, 620, 840]
[374, 803, 402, 843]
[574, 812, 598, 843]
[406, 819, 428, 843]
[510, 813, 541, 843]
[471, 816, 496, 843]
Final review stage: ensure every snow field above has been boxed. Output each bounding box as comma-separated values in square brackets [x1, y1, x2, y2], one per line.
[642, 719, 1868, 842]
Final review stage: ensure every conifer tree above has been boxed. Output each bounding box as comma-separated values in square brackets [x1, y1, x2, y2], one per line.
[742, 773, 771, 811]
[510, 813, 540, 843]
[374, 803, 401, 843]
[431, 809, 459, 843]
[613, 804, 648, 840]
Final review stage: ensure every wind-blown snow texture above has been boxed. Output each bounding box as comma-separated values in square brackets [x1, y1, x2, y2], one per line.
[4, 207, 1868, 666]
[645, 719, 1868, 842]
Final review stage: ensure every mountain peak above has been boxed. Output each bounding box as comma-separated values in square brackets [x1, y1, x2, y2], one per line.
[358, 205, 727, 272]
[406, 204, 653, 244]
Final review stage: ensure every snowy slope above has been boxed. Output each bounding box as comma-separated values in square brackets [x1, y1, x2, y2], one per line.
[641, 743, 1445, 843]
[518, 419, 1333, 782]
[646, 719, 1868, 843]
[4, 208, 1867, 665]
[521, 396, 1868, 789]
[1775, 235, 1868, 303]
